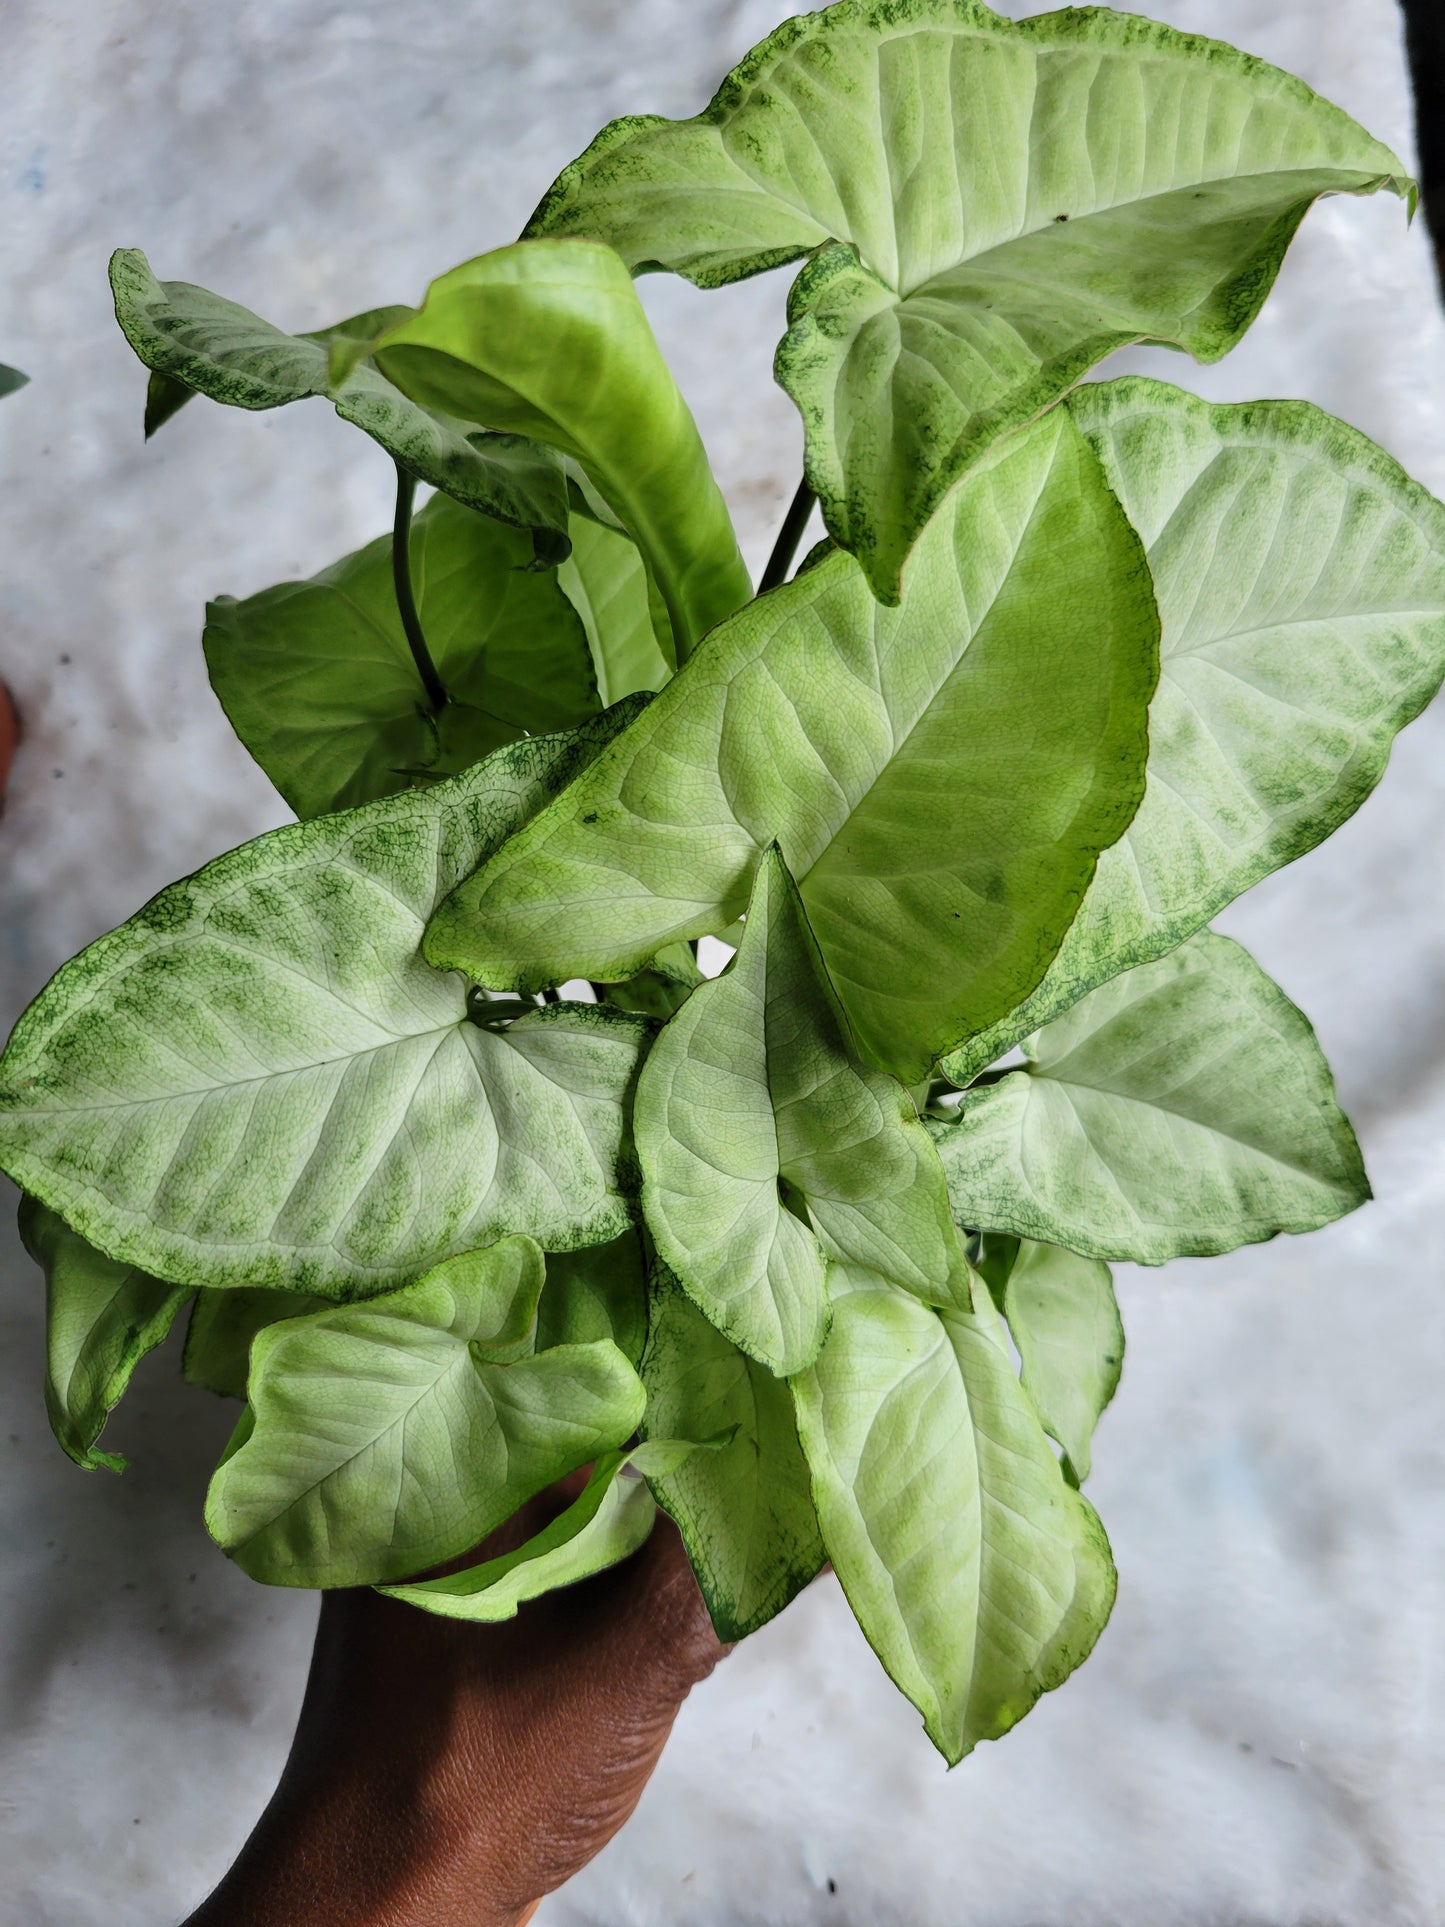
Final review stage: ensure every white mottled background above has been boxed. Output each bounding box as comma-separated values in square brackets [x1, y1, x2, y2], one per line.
[3, 3, 1443, 1922]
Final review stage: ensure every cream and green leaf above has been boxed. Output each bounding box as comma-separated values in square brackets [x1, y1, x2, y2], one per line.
[636, 847, 970, 1375]
[640, 1267, 824, 1641]
[974, 1235, 1122, 1486]
[528, 0, 1408, 599]
[14, 0, 1443, 1767]
[379, 1439, 700, 1623]
[0, 720, 651, 1297]
[205, 1237, 646, 1587]
[183, 1286, 329, 1402]
[792, 1267, 1115, 1764]
[534, 1230, 649, 1368]
[346, 241, 752, 659]
[933, 933, 1368, 1265]
[206, 493, 602, 820]
[426, 407, 1159, 1081]
[945, 380, 1445, 1080]
[557, 508, 674, 705]
[109, 249, 573, 555]
[21, 1197, 189, 1472]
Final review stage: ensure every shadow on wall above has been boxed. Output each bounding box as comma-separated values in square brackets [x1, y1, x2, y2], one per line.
[1402, 0, 1445, 283]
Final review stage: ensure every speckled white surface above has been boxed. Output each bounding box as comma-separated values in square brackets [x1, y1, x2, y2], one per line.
[2, 3, 1443, 1922]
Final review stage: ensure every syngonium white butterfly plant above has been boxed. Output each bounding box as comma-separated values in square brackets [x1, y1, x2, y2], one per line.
[3, 1, 1441, 1765]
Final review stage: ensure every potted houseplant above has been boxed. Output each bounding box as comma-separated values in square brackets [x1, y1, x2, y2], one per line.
[4, 1, 1442, 1913]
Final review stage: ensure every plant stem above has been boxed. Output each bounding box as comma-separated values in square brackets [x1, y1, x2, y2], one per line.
[759, 477, 816, 593]
[392, 462, 447, 716]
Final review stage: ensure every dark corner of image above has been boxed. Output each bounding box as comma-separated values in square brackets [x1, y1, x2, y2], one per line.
[1401, 0, 1445, 283]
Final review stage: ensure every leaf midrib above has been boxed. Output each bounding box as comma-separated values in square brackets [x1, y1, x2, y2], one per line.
[5, 1012, 471, 1118]
[897, 165, 1373, 304]
[1010, 1064, 1345, 1187]
[238, 1339, 493, 1550]
[799, 432, 1056, 891]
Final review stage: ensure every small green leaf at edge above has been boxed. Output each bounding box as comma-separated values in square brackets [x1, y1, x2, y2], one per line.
[639, 1265, 826, 1642]
[982, 1237, 1123, 1486]
[19, 1195, 189, 1471]
[377, 1438, 712, 1622]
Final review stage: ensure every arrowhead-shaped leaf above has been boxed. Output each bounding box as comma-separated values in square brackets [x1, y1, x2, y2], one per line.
[946, 379, 1445, 1081]
[792, 1268, 1115, 1765]
[426, 406, 1158, 1081]
[528, 2, 1408, 601]
[20, 1197, 189, 1472]
[640, 1267, 824, 1640]
[0, 718, 651, 1296]
[355, 240, 752, 658]
[933, 932, 1368, 1265]
[637, 847, 970, 1374]
[109, 249, 572, 552]
[205, 492, 601, 820]
[975, 1235, 1121, 1485]
[204, 1237, 646, 1586]
[378, 1440, 701, 1622]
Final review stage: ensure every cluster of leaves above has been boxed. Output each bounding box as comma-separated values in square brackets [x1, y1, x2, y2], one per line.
[3, 1, 1443, 1765]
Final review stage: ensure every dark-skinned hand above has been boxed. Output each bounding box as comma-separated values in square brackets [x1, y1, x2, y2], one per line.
[183, 1473, 729, 1927]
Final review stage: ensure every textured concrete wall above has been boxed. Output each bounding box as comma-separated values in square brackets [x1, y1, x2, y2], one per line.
[2, 3, 1443, 1921]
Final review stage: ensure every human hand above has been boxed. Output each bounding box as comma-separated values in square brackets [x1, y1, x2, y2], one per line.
[184, 1475, 729, 1927]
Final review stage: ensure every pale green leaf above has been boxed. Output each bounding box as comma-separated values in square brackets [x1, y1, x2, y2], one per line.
[947, 379, 1445, 1080]
[0, 718, 651, 1296]
[933, 932, 1368, 1265]
[426, 406, 1158, 1081]
[184, 1286, 329, 1401]
[109, 249, 571, 552]
[528, 2, 1407, 601]
[205, 493, 600, 820]
[205, 1236, 645, 1586]
[378, 1442, 709, 1622]
[599, 943, 705, 1022]
[356, 240, 752, 660]
[640, 1267, 824, 1640]
[534, 1230, 649, 1368]
[637, 847, 970, 1373]
[977, 1235, 1121, 1485]
[791, 1268, 1114, 1763]
[19, 1196, 189, 1472]
[557, 509, 673, 705]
